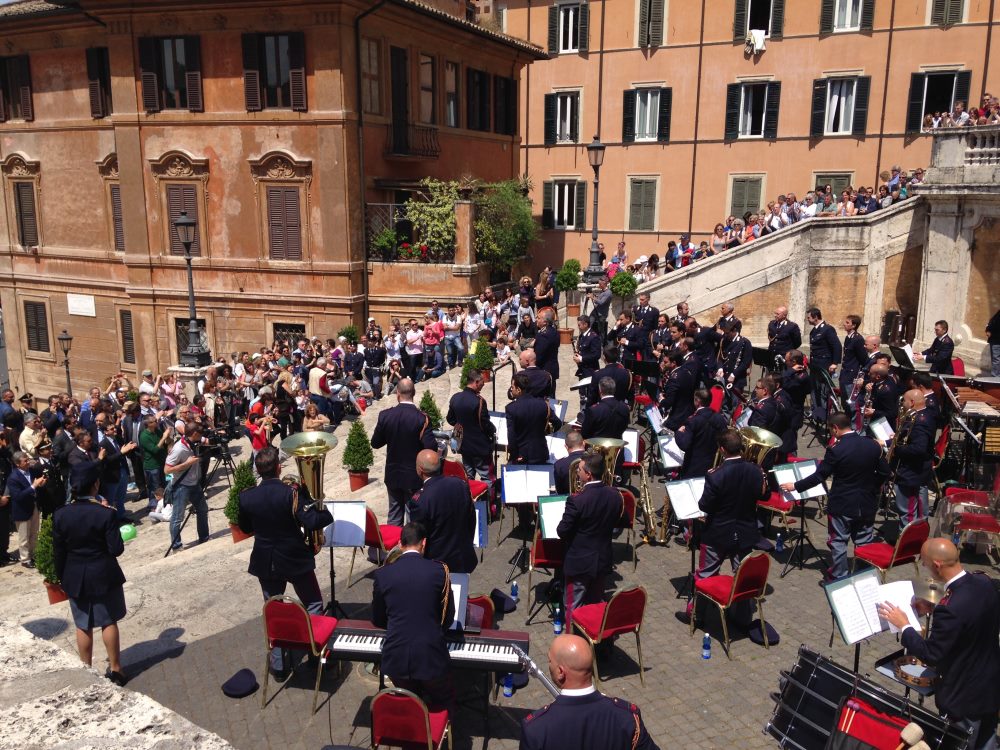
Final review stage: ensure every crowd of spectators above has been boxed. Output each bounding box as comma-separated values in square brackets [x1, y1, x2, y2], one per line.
[921, 95, 1000, 130]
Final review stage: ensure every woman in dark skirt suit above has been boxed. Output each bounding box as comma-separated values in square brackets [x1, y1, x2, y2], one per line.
[52, 462, 128, 685]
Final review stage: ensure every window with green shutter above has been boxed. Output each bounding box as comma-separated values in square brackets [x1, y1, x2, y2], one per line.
[931, 0, 964, 26]
[550, 3, 588, 54]
[110, 184, 125, 252]
[165, 184, 200, 256]
[814, 173, 852, 196]
[23, 300, 49, 353]
[119, 309, 136, 364]
[729, 176, 763, 219]
[628, 179, 657, 231]
[13, 181, 38, 247]
[637, 0, 664, 47]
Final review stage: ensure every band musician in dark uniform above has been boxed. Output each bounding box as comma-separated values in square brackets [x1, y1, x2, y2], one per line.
[748, 376, 780, 434]
[446, 368, 495, 488]
[781, 414, 888, 581]
[839, 315, 867, 410]
[716, 321, 753, 395]
[238, 446, 334, 674]
[372, 522, 455, 711]
[879, 538, 1000, 750]
[767, 306, 802, 366]
[514, 350, 554, 399]
[587, 345, 632, 407]
[659, 351, 697, 431]
[573, 315, 602, 381]
[806, 307, 842, 423]
[676, 390, 727, 479]
[554, 431, 586, 495]
[581, 377, 629, 441]
[534, 311, 560, 398]
[370, 378, 437, 526]
[696, 430, 769, 583]
[915, 319, 955, 375]
[615, 311, 646, 361]
[408, 449, 477, 575]
[506, 371, 562, 465]
[882, 389, 935, 524]
[557, 453, 626, 624]
[863, 364, 899, 426]
[520, 634, 660, 750]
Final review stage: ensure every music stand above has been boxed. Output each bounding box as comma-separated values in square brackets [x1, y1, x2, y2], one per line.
[888, 345, 917, 372]
[322, 500, 365, 618]
[780, 496, 823, 578]
[623, 358, 660, 379]
[752, 346, 776, 379]
[500, 464, 554, 582]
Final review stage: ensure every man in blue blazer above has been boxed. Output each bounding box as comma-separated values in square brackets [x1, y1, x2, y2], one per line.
[372, 522, 455, 711]
[879, 538, 1000, 750]
[506, 371, 561, 465]
[446, 369, 495, 487]
[7, 450, 46, 567]
[916, 320, 955, 375]
[370, 379, 437, 525]
[676, 390, 728, 479]
[533, 311, 560, 398]
[408, 450, 477, 574]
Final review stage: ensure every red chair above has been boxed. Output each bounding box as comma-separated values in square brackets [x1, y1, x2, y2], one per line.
[571, 586, 647, 685]
[261, 596, 338, 713]
[852, 518, 929, 582]
[466, 593, 495, 630]
[689, 551, 771, 659]
[370, 687, 452, 750]
[951, 358, 966, 377]
[619, 489, 638, 570]
[348, 508, 402, 587]
[443, 458, 490, 501]
[709, 385, 725, 413]
[527, 528, 564, 595]
[757, 491, 797, 533]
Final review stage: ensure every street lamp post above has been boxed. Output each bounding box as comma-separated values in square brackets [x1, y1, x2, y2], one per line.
[57, 329, 73, 398]
[173, 211, 213, 367]
[583, 135, 607, 284]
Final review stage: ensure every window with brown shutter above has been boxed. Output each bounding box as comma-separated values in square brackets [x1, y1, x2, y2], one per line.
[119, 309, 136, 364]
[0, 55, 33, 122]
[243, 33, 307, 112]
[267, 186, 303, 260]
[110, 184, 125, 251]
[86, 47, 113, 118]
[137, 37, 202, 113]
[13, 181, 38, 247]
[23, 300, 49, 353]
[165, 184, 200, 256]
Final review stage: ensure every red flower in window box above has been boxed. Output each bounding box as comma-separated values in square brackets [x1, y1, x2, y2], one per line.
[419, 244, 429, 261]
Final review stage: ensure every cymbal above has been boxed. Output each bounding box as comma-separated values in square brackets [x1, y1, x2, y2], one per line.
[912, 578, 945, 605]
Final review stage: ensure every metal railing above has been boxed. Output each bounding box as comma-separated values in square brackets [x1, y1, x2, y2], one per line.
[384, 123, 441, 158]
[364, 202, 456, 263]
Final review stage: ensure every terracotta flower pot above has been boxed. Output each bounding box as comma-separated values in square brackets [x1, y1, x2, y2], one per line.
[348, 470, 369, 491]
[44, 580, 68, 605]
[229, 523, 253, 544]
[567, 303, 581, 318]
[481, 369, 492, 383]
[559, 327, 574, 344]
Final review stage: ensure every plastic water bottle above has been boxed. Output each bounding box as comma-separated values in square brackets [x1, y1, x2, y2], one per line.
[702, 632, 712, 660]
[553, 604, 563, 635]
[502, 673, 514, 698]
[952, 530, 961, 546]
[510, 580, 519, 604]
[775, 533, 784, 553]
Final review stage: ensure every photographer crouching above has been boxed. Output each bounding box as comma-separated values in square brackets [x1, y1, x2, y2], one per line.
[237, 446, 333, 677]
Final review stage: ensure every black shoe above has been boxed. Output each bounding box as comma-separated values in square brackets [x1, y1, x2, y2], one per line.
[104, 669, 128, 686]
[21, 560, 35, 569]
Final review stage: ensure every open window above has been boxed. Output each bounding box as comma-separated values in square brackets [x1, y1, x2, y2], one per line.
[725, 81, 780, 140]
[904, 70, 971, 133]
[734, 0, 784, 40]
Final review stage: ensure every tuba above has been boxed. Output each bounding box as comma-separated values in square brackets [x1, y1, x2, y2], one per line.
[737, 426, 783, 466]
[280, 431, 339, 555]
[586, 437, 626, 486]
[568, 455, 586, 494]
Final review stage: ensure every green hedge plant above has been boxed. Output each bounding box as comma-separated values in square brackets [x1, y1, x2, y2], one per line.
[224, 460, 257, 526]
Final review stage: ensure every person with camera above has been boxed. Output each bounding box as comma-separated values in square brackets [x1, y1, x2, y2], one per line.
[165, 420, 209, 551]
[238, 446, 333, 676]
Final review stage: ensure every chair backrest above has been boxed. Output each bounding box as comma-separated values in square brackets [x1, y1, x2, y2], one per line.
[729, 551, 771, 605]
[466, 594, 494, 630]
[531, 528, 564, 567]
[364, 507, 385, 549]
[442, 459, 468, 482]
[892, 518, 930, 565]
[263, 596, 315, 651]
[933, 425, 950, 463]
[371, 688, 434, 749]
[709, 385, 725, 413]
[619, 489, 637, 527]
[599, 586, 646, 637]
[946, 489, 991, 508]
[952, 358, 965, 376]
[636, 435, 647, 463]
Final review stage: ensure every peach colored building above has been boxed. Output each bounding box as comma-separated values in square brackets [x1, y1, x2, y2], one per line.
[0, 0, 542, 397]
[499, 0, 1000, 269]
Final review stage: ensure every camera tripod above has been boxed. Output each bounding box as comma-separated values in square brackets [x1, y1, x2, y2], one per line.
[204, 442, 236, 489]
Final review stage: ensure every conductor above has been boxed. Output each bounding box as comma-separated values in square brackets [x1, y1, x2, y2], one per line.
[408, 449, 477, 574]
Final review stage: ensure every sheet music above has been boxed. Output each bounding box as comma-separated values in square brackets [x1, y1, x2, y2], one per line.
[502, 465, 554, 505]
[473, 500, 488, 548]
[547, 398, 569, 422]
[644, 405, 664, 434]
[879, 580, 922, 634]
[449, 572, 470, 630]
[657, 433, 684, 469]
[322, 500, 367, 548]
[828, 583, 874, 645]
[735, 408, 752, 429]
[538, 494, 568, 539]
[772, 461, 827, 501]
[869, 416, 895, 442]
[546, 433, 569, 462]
[622, 429, 639, 463]
[853, 572, 885, 634]
[489, 411, 509, 447]
[666, 478, 705, 520]
[903, 343, 914, 363]
[570, 376, 592, 392]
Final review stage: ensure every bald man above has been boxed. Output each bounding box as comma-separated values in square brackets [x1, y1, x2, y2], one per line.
[513, 349, 553, 399]
[520, 634, 660, 750]
[879, 539, 1000, 750]
[883, 389, 935, 523]
[863, 363, 899, 426]
[407, 449, 477, 574]
[767, 306, 802, 363]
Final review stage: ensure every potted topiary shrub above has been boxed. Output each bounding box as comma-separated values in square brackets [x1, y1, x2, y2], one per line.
[610, 269, 639, 315]
[337, 325, 360, 345]
[556, 259, 583, 318]
[34, 516, 67, 605]
[418, 390, 443, 431]
[224, 460, 257, 543]
[343, 420, 375, 491]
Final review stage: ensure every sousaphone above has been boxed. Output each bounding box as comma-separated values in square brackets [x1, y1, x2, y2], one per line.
[279, 431, 339, 554]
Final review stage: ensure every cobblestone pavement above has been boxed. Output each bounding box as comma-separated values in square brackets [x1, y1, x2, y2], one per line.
[6, 346, 998, 750]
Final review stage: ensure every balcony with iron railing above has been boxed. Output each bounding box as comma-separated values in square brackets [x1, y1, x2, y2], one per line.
[384, 123, 441, 159]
